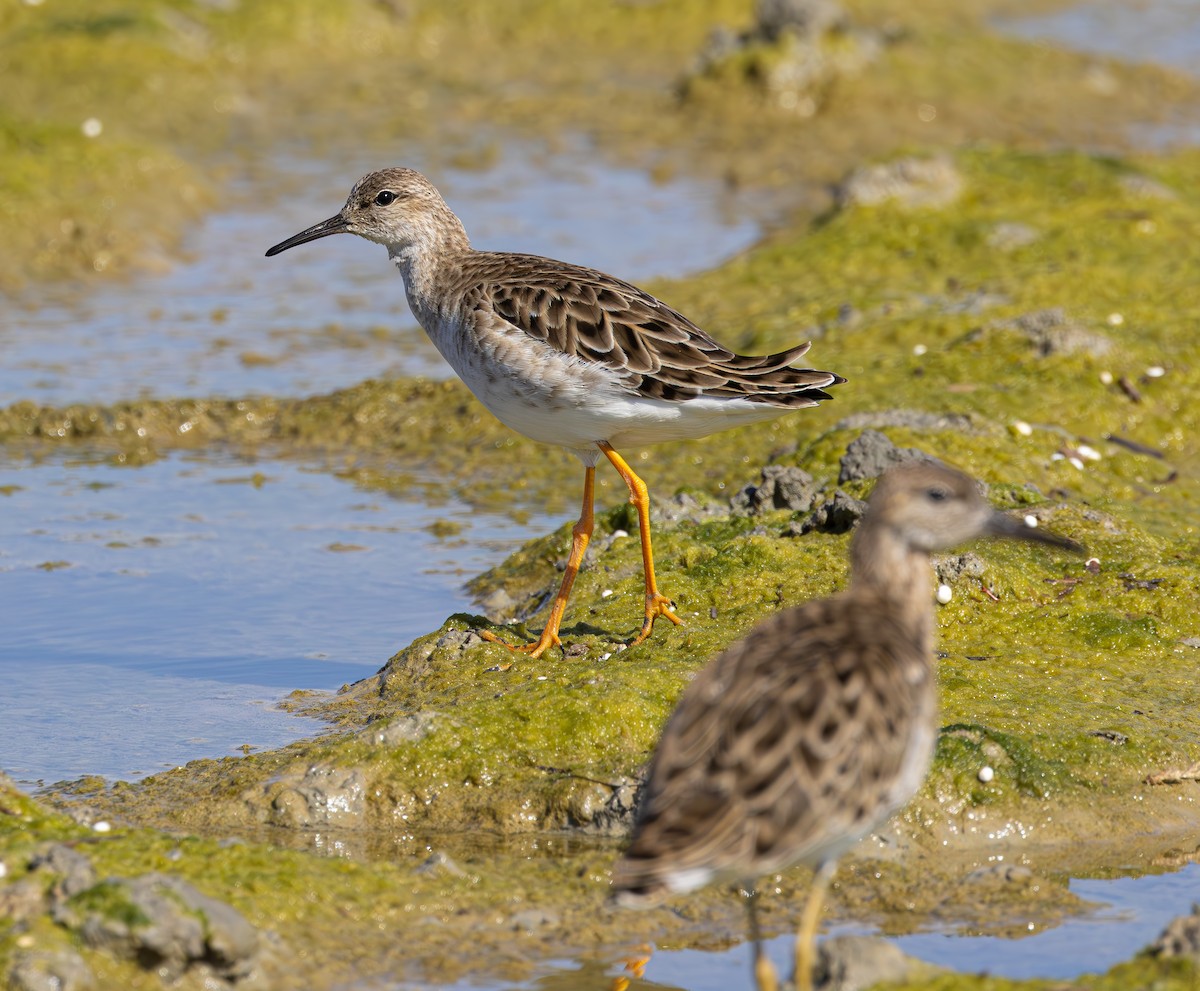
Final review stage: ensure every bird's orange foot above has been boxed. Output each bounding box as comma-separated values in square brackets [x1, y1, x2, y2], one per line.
[610, 943, 653, 991]
[627, 592, 684, 647]
[479, 627, 561, 661]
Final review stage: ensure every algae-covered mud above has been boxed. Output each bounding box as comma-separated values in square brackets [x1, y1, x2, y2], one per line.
[4, 0, 1200, 988]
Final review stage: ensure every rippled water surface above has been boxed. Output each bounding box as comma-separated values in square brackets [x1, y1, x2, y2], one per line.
[0, 449, 545, 785]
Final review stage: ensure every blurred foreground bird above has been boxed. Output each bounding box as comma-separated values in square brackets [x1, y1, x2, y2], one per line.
[266, 168, 843, 658]
[610, 462, 1079, 991]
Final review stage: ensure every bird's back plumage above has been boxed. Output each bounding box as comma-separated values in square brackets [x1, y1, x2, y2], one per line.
[610, 592, 935, 906]
[443, 251, 844, 409]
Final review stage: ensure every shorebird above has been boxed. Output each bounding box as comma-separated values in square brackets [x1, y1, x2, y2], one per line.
[610, 462, 1079, 991]
[266, 168, 843, 658]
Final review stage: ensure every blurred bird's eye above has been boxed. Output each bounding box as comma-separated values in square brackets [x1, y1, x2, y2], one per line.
[925, 487, 948, 503]
[375, 190, 397, 206]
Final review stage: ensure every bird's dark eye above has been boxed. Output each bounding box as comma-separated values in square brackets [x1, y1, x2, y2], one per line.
[925, 486, 948, 503]
[374, 190, 397, 206]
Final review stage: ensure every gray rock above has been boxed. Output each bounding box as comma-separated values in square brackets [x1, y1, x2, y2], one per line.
[266, 764, 365, 829]
[361, 712, 439, 747]
[731, 465, 817, 516]
[756, 0, 846, 41]
[30, 844, 97, 901]
[814, 934, 936, 990]
[802, 490, 867, 534]
[838, 430, 936, 483]
[7, 949, 95, 991]
[1119, 174, 1177, 200]
[565, 780, 612, 826]
[58, 873, 264, 984]
[991, 308, 1113, 358]
[933, 552, 986, 585]
[435, 628, 483, 652]
[581, 776, 641, 836]
[1150, 903, 1200, 959]
[479, 587, 516, 620]
[0, 877, 49, 922]
[940, 289, 1012, 315]
[836, 156, 963, 209]
[654, 490, 726, 525]
[688, 0, 879, 112]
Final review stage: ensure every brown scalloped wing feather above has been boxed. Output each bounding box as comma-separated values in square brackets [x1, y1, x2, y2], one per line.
[610, 595, 925, 902]
[459, 253, 844, 407]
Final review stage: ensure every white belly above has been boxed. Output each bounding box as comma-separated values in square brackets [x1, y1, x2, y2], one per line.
[417, 302, 789, 458]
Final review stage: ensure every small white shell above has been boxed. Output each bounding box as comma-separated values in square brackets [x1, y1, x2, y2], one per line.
[936, 584, 953, 604]
[978, 766, 995, 783]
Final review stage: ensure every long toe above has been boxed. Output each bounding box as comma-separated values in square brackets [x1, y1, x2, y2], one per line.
[479, 628, 561, 659]
[628, 592, 684, 647]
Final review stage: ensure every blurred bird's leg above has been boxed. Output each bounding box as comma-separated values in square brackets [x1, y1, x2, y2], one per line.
[794, 861, 836, 991]
[745, 887, 780, 991]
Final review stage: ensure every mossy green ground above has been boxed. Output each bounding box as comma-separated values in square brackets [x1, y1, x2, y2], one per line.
[4, 0, 1200, 987]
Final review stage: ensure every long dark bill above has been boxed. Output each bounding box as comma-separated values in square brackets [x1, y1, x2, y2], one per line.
[985, 510, 1083, 553]
[265, 214, 349, 257]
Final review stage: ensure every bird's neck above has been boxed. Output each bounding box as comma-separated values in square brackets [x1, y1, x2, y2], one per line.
[848, 522, 936, 656]
[388, 210, 471, 302]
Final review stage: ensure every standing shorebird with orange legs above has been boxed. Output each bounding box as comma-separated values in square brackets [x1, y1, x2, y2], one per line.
[267, 167, 843, 658]
[611, 462, 1080, 990]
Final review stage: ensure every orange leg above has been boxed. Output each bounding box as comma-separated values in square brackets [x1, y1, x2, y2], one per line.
[610, 942, 653, 991]
[480, 466, 594, 659]
[598, 443, 683, 646]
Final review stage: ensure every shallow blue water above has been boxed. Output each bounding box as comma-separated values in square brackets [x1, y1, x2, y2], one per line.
[438, 863, 1200, 990]
[1000, 0, 1200, 75]
[0, 449, 544, 785]
[998, 0, 1200, 148]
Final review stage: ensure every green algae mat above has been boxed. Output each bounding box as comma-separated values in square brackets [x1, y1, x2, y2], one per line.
[4, 0, 1200, 988]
